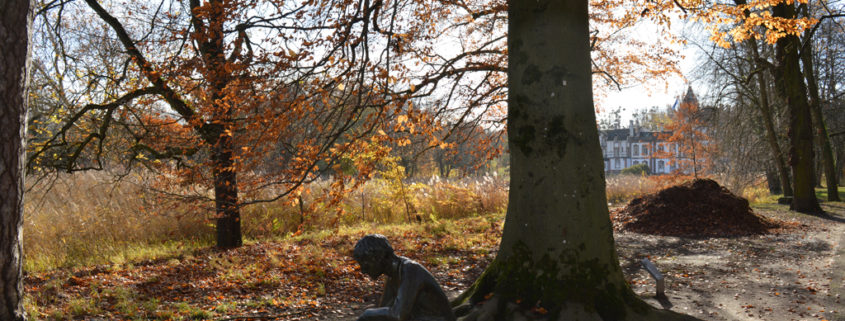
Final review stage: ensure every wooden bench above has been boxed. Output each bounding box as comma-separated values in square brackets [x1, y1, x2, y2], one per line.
[640, 258, 665, 298]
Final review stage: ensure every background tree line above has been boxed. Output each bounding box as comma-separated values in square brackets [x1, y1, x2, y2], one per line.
[688, 0, 843, 207]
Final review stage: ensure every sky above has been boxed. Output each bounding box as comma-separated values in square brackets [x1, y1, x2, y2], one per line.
[600, 81, 686, 122]
[596, 15, 703, 125]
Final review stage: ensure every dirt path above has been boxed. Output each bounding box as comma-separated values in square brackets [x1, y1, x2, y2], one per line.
[618, 202, 845, 321]
[324, 203, 845, 321]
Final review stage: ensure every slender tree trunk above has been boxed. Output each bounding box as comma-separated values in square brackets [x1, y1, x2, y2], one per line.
[799, 34, 840, 201]
[814, 153, 822, 188]
[773, 2, 822, 213]
[735, 0, 792, 196]
[213, 135, 243, 248]
[454, 1, 694, 319]
[690, 129, 698, 178]
[0, 0, 33, 319]
[765, 166, 783, 194]
[838, 152, 845, 187]
[839, 158, 844, 187]
[298, 194, 305, 226]
[201, 0, 244, 247]
[746, 39, 793, 196]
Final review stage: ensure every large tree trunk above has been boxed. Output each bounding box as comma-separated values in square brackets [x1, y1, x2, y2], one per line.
[772, 2, 822, 214]
[0, 0, 33, 319]
[454, 1, 694, 319]
[799, 34, 840, 201]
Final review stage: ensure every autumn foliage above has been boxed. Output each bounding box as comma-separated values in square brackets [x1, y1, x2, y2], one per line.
[24, 0, 697, 247]
[659, 90, 715, 177]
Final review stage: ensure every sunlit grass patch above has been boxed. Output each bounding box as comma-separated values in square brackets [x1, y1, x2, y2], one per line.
[66, 296, 100, 317]
[605, 174, 661, 205]
[172, 301, 213, 320]
[743, 185, 779, 205]
[815, 185, 845, 201]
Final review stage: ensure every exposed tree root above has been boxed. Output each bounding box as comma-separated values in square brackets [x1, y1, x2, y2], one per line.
[451, 263, 700, 321]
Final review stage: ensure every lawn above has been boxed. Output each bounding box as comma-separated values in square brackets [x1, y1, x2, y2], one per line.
[816, 185, 845, 201]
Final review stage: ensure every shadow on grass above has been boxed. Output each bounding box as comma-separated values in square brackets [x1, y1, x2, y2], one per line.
[817, 203, 845, 223]
[815, 186, 845, 202]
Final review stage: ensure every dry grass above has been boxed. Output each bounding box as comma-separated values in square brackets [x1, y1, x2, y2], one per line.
[604, 174, 661, 205]
[23, 172, 212, 272]
[605, 173, 778, 206]
[23, 172, 508, 272]
[26, 170, 777, 273]
[243, 175, 509, 238]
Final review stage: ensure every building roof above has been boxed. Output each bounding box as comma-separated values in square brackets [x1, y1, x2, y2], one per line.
[601, 128, 668, 142]
[683, 86, 698, 105]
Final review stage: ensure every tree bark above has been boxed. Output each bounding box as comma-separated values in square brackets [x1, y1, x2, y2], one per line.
[201, 0, 243, 247]
[454, 0, 695, 319]
[773, 2, 822, 214]
[0, 0, 33, 319]
[746, 39, 793, 197]
[213, 134, 242, 248]
[799, 34, 840, 201]
[765, 166, 783, 195]
[733, 0, 793, 197]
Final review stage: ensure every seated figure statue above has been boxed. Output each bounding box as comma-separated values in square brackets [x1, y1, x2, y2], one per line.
[353, 234, 456, 321]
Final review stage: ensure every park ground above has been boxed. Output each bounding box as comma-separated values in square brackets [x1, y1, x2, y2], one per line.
[22, 187, 845, 320]
[619, 201, 845, 321]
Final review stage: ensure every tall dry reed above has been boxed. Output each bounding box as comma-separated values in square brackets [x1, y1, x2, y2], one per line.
[24, 171, 508, 271]
[23, 172, 212, 271]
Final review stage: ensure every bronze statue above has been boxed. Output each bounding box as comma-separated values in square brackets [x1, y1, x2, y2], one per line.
[353, 234, 456, 321]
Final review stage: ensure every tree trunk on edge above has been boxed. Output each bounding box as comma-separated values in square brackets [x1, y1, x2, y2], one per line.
[453, 1, 696, 320]
[773, 2, 822, 213]
[799, 34, 840, 201]
[0, 0, 33, 319]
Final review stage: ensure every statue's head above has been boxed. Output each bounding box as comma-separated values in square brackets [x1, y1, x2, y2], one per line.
[353, 234, 395, 279]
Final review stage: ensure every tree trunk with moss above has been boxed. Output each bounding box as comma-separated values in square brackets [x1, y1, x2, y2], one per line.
[453, 1, 696, 320]
[0, 0, 33, 320]
[772, 2, 822, 214]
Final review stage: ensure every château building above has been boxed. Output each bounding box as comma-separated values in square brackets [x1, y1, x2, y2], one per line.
[599, 120, 678, 174]
[600, 87, 702, 175]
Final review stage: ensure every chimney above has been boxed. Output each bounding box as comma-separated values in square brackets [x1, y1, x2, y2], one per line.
[629, 120, 634, 136]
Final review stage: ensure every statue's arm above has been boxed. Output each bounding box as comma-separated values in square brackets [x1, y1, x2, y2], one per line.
[358, 265, 424, 321]
[379, 279, 397, 307]
[356, 307, 397, 321]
